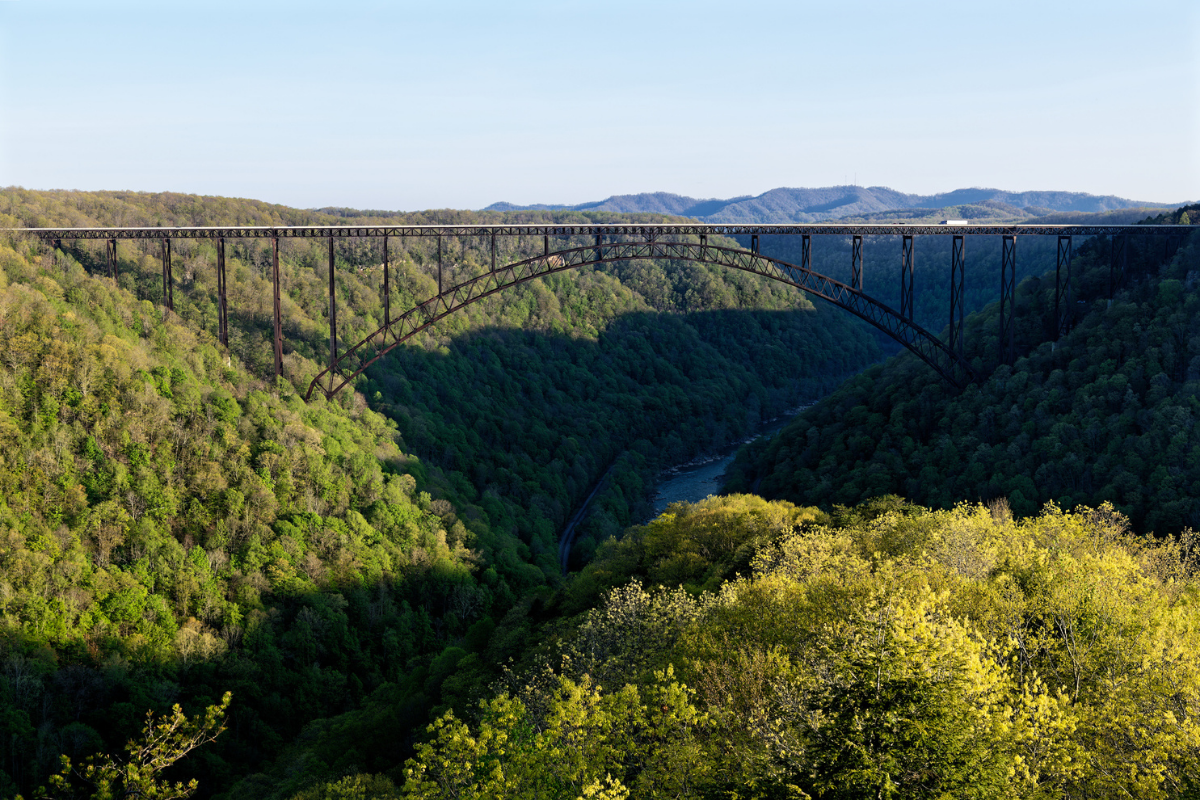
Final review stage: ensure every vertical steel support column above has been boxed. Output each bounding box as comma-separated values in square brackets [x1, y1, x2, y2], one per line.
[751, 234, 759, 255]
[107, 238, 117, 279]
[900, 235, 914, 319]
[382, 234, 390, 328]
[949, 235, 965, 359]
[543, 235, 549, 257]
[595, 234, 602, 262]
[272, 235, 283, 379]
[161, 237, 174, 311]
[437, 235, 443, 295]
[851, 235, 863, 291]
[490, 231, 496, 273]
[216, 237, 228, 347]
[999, 235, 1016, 365]
[1109, 234, 1126, 299]
[1055, 235, 1073, 337]
[801, 234, 811, 273]
[327, 236, 337, 373]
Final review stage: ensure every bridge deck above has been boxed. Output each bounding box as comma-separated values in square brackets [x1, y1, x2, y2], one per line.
[8, 223, 1193, 240]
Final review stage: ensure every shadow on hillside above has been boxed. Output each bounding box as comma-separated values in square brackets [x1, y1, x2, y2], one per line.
[354, 306, 881, 558]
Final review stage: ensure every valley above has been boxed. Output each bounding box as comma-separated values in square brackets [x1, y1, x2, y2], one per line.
[0, 187, 1198, 799]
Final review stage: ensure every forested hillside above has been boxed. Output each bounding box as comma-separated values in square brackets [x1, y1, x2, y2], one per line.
[1, 189, 879, 568]
[292, 495, 1200, 799]
[6, 188, 1193, 799]
[0, 189, 879, 796]
[0, 235, 496, 796]
[728, 207, 1200, 533]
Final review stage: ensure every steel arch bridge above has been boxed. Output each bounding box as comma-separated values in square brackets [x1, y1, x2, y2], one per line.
[15, 222, 1192, 401]
[305, 237, 972, 399]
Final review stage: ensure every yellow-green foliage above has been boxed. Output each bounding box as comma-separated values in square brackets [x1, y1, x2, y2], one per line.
[398, 497, 1200, 799]
[565, 494, 822, 611]
[401, 668, 707, 800]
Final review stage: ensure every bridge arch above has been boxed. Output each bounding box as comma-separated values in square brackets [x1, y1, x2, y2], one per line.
[305, 239, 975, 400]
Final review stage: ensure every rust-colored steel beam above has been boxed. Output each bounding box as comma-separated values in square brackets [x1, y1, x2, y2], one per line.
[305, 239, 976, 401]
[23, 223, 1191, 241]
[1055, 235, 1073, 338]
[949, 235, 965, 360]
[217, 237, 228, 346]
[851, 235, 863, 292]
[272, 236, 283, 378]
[1109, 234, 1126, 299]
[383, 234, 390, 328]
[999, 235, 1016, 365]
[900, 235, 914, 320]
[328, 236, 338, 375]
[160, 237, 174, 311]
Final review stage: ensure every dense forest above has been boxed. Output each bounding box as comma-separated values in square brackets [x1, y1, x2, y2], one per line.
[728, 206, 1200, 533]
[261, 495, 1200, 799]
[413, 496, 1200, 799]
[2, 189, 1197, 799]
[1, 189, 880, 567]
[0, 233, 494, 796]
[0, 189, 877, 797]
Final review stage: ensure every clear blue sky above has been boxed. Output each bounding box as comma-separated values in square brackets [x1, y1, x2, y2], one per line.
[1, 0, 1196, 210]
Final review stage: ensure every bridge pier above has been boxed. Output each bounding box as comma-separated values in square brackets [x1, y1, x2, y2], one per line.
[1055, 235, 1072, 337]
[328, 236, 338, 376]
[851, 235, 863, 291]
[437, 235, 443, 295]
[751, 234, 759, 255]
[949, 235, 965, 360]
[801, 234, 811, 273]
[900, 235, 914, 320]
[160, 237, 174, 311]
[272, 235, 283, 379]
[383, 234, 391, 328]
[1167, 233, 1181, 262]
[107, 238, 117, 279]
[217, 237, 228, 346]
[1108, 233, 1125, 300]
[999, 235, 1016, 365]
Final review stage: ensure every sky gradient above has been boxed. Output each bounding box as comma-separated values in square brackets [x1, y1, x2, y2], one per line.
[1, 0, 1196, 211]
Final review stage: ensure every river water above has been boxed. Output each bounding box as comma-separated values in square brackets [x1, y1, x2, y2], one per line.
[650, 405, 811, 515]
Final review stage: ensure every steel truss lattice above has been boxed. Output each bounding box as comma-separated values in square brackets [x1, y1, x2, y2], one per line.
[1055, 235, 1073, 338]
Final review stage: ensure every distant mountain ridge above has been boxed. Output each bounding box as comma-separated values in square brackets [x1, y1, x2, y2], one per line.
[485, 186, 1186, 223]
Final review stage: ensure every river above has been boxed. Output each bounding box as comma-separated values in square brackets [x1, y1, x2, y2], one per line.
[650, 405, 811, 515]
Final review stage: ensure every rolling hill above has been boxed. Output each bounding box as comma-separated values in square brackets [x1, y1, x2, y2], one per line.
[486, 185, 1187, 224]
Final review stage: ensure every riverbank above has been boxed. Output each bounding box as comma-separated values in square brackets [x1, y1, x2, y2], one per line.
[650, 403, 813, 515]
